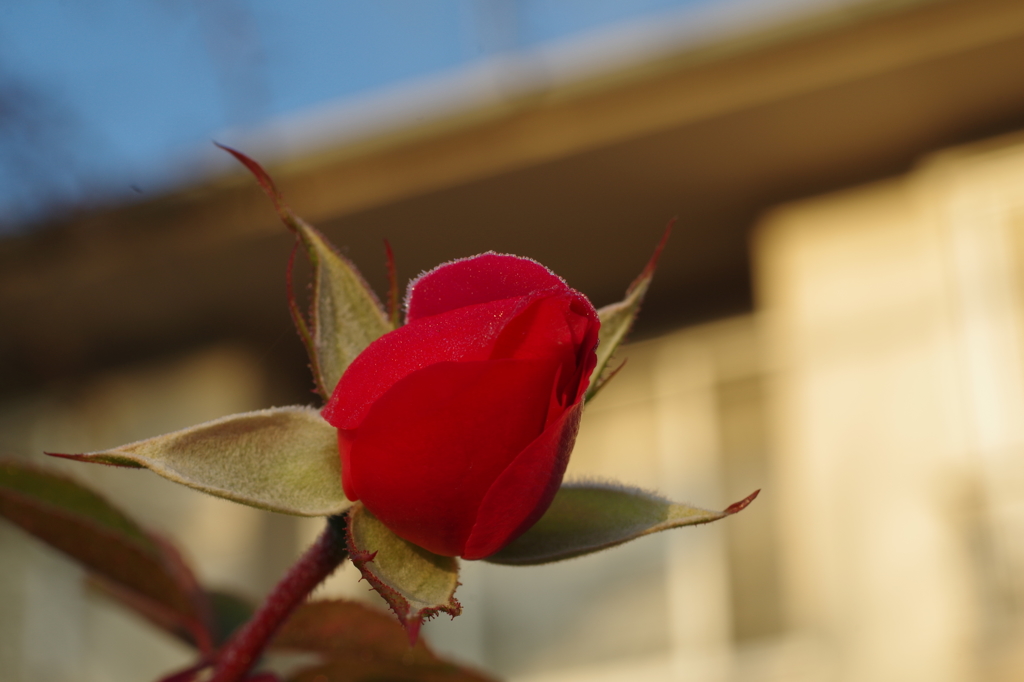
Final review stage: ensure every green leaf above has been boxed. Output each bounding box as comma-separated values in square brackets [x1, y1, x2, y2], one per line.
[0, 460, 215, 652]
[218, 144, 393, 397]
[272, 600, 494, 682]
[207, 590, 256, 647]
[586, 221, 672, 402]
[48, 406, 349, 517]
[345, 503, 461, 644]
[484, 482, 759, 566]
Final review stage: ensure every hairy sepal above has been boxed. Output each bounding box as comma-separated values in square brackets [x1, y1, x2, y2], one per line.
[484, 482, 758, 566]
[0, 460, 215, 652]
[345, 503, 462, 644]
[47, 406, 349, 516]
[297, 219, 394, 397]
[586, 221, 672, 402]
[218, 144, 393, 397]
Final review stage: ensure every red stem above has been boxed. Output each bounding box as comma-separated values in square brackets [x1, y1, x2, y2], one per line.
[209, 515, 348, 682]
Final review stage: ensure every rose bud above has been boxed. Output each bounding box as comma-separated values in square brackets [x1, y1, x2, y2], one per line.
[321, 253, 600, 559]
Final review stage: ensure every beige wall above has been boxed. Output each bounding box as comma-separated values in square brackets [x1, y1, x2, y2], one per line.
[756, 131, 1024, 681]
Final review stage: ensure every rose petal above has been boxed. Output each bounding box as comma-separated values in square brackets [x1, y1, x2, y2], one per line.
[569, 297, 601, 403]
[344, 358, 561, 556]
[491, 293, 578, 361]
[323, 296, 531, 429]
[462, 401, 583, 560]
[406, 253, 567, 322]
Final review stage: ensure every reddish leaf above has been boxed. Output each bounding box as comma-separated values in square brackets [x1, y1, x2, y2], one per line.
[0, 460, 214, 653]
[273, 600, 494, 682]
[90, 576, 196, 645]
[118, 586, 253, 649]
[155, 660, 214, 682]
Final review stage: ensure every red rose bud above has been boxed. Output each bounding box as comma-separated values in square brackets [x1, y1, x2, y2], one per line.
[321, 253, 600, 559]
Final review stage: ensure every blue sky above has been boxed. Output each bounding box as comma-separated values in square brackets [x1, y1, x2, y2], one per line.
[0, 0, 785, 231]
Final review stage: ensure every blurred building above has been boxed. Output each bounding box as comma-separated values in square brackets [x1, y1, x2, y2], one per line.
[3, 0, 1024, 680]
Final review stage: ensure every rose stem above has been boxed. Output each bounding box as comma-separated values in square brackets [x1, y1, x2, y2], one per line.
[209, 514, 349, 682]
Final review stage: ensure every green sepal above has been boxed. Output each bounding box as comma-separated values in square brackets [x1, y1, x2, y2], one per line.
[345, 503, 462, 644]
[48, 406, 350, 517]
[294, 218, 394, 397]
[218, 144, 393, 398]
[484, 482, 758, 566]
[0, 460, 216, 653]
[586, 221, 672, 402]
